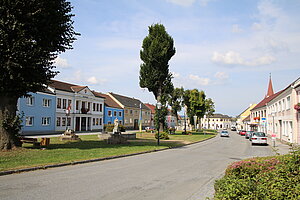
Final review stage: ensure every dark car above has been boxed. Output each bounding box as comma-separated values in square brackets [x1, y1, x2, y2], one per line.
[231, 127, 236, 131]
[245, 131, 253, 139]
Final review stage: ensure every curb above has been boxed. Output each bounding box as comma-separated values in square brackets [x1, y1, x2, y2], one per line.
[0, 134, 216, 176]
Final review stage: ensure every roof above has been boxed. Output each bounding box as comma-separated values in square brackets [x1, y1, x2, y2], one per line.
[266, 75, 274, 98]
[92, 91, 122, 109]
[242, 115, 250, 122]
[109, 93, 150, 110]
[211, 113, 232, 119]
[49, 80, 82, 93]
[251, 90, 284, 111]
[144, 103, 156, 114]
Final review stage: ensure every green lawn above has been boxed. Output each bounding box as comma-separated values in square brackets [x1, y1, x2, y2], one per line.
[0, 131, 216, 172]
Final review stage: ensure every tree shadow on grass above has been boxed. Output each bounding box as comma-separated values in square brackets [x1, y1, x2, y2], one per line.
[24, 138, 186, 150]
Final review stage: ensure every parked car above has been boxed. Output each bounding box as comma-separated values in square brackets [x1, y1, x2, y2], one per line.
[250, 132, 268, 145]
[231, 126, 236, 131]
[239, 130, 246, 136]
[220, 130, 229, 137]
[245, 131, 253, 139]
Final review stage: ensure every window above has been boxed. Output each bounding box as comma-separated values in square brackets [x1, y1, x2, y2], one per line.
[25, 116, 34, 126]
[93, 103, 96, 111]
[125, 109, 128, 114]
[76, 101, 79, 110]
[287, 96, 291, 109]
[108, 121, 111, 124]
[26, 97, 34, 106]
[114, 111, 117, 116]
[63, 99, 67, 109]
[42, 117, 50, 126]
[56, 117, 61, 126]
[130, 110, 133, 114]
[93, 118, 95, 126]
[99, 118, 102, 125]
[96, 118, 99, 125]
[62, 118, 66, 126]
[108, 110, 112, 116]
[88, 102, 91, 111]
[68, 99, 72, 108]
[119, 120, 122, 125]
[100, 104, 103, 112]
[119, 112, 122, 117]
[57, 98, 62, 109]
[43, 99, 51, 107]
[67, 118, 71, 126]
[282, 99, 285, 110]
[96, 104, 99, 111]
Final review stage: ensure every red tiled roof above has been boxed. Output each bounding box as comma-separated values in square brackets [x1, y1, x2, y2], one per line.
[71, 86, 87, 93]
[251, 90, 284, 111]
[144, 103, 156, 114]
[49, 80, 81, 93]
[92, 91, 121, 108]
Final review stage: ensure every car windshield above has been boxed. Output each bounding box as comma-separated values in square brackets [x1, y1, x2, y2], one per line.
[253, 132, 266, 137]
[221, 131, 228, 133]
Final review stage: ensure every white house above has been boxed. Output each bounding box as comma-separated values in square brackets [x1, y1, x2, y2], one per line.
[49, 80, 104, 132]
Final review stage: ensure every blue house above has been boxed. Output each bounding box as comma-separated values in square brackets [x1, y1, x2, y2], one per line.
[92, 92, 124, 125]
[18, 88, 56, 135]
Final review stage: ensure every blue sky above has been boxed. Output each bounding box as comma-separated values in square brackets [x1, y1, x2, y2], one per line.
[54, 0, 300, 116]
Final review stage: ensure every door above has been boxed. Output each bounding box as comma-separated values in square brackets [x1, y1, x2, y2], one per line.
[87, 117, 91, 131]
[134, 119, 139, 130]
[81, 117, 86, 131]
[75, 117, 80, 131]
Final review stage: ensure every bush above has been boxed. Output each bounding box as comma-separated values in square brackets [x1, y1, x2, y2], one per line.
[214, 148, 300, 199]
[104, 124, 126, 132]
[155, 132, 169, 140]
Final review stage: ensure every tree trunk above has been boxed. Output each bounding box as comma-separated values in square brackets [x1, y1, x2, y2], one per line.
[157, 87, 164, 132]
[0, 95, 21, 150]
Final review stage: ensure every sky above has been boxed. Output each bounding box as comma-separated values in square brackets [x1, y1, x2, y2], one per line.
[54, 0, 300, 117]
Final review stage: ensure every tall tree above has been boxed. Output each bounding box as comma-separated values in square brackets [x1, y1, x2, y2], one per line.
[168, 87, 184, 126]
[139, 23, 175, 131]
[0, 0, 78, 150]
[185, 89, 206, 130]
[204, 98, 215, 129]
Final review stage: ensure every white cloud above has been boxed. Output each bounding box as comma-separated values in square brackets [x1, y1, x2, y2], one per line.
[166, 0, 196, 7]
[54, 56, 69, 68]
[212, 51, 276, 66]
[172, 72, 180, 78]
[214, 72, 228, 80]
[232, 24, 243, 33]
[252, 22, 263, 31]
[87, 76, 107, 85]
[189, 74, 211, 86]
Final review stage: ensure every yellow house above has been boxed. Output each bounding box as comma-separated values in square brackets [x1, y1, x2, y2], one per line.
[236, 104, 257, 130]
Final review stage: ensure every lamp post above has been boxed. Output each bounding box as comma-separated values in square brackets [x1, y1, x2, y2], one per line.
[271, 112, 275, 147]
[156, 101, 162, 145]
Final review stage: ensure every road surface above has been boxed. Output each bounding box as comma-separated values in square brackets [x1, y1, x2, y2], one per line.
[0, 131, 275, 200]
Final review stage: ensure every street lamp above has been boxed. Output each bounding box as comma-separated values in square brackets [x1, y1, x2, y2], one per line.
[156, 101, 162, 145]
[271, 112, 275, 147]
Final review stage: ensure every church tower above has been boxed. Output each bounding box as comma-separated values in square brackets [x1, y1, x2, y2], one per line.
[266, 74, 274, 98]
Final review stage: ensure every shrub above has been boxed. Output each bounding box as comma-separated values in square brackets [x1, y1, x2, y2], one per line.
[155, 132, 169, 140]
[214, 148, 300, 199]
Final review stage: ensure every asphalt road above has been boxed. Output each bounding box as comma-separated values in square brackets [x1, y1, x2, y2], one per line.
[0, 131, 275, 200]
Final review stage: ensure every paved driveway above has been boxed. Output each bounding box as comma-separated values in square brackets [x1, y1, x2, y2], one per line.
[0, 131, 275, 200]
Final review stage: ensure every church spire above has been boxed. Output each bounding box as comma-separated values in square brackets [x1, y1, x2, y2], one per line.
[266, 73, 274, 98]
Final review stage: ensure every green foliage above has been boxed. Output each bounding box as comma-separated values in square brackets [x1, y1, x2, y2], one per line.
[0, 0, 79, 97]
[155, 132, 169, 140]
[205, 98, 215, 117]
[104, 124, 126, 132]
[139, 23, 175, 99]
[214, 148, 300, 199]
[168, 87, 184, 120]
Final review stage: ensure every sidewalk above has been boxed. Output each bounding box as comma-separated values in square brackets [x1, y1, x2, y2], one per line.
[268, 137, 291, 155]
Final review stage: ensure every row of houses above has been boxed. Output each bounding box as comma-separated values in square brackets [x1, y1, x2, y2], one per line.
[237, 76, 300, 144]
[18, 80, 152, 135]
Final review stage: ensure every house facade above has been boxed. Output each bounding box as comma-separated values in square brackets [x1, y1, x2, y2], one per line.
[145, 103, 155, 128]
[266, 77, 300, 144]
[49, 80, 104, 132]
[108, 93, 151, 130]
[236, 104, 257, 130]
[94, 92, 124, 125]
[201, 114, 232, 130]
[18, 89, 56, 135]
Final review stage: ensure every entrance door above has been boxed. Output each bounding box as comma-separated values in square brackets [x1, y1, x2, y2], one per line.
[134, 119, 139, 130]
[75, 117, 80, 131]
[81, 117, 86, 131]
[87, 117, 91, 131]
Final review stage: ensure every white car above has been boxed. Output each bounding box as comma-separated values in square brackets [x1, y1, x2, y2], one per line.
[220, 130, 229, 137]
[251, 132, 268, 145]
